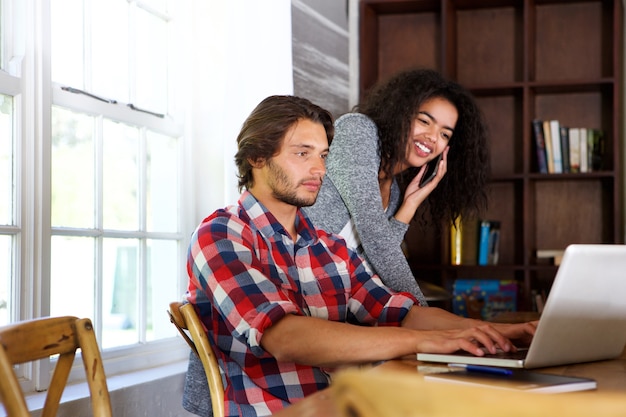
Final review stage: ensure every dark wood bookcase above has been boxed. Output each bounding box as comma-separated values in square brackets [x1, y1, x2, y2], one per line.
[359, 0, 623, 310]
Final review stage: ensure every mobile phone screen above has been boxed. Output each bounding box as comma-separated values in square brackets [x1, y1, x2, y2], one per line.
[419, 154, 442, 187]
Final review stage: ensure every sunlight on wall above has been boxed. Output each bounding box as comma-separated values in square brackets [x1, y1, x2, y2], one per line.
[190, 0, 293, 226]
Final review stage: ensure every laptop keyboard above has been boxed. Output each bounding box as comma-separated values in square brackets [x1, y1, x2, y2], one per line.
[483, 348, 529, 360]
[450, 347, 529, 360]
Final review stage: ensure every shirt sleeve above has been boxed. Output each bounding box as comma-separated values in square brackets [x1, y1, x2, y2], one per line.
[339, 243, 417, 327]
[326, 113, 426, 303]
[186, 210, 300, 357]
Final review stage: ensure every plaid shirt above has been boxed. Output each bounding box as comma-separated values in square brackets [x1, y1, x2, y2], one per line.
[186, 191, 417, 416]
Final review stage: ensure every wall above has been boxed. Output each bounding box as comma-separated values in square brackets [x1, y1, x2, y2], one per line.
[189, 0, 294, 220]
[292, 0, 350, 119]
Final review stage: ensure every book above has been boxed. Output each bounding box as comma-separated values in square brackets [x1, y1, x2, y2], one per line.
[450, 217, 462, 265]
[579, 127, 588, 173]
[549, 120, 563, 173]
[424, 367, 597, 393]
[536, 249, 565, 266]
[568, 127, 580, 173]
[452, 280, 518, 320]
[559, 125, 570, 173]
[588, 128, 604, 171]
[542, 120, 555, 173]
[450, 217, 480, 266]
[531, 119, 548, 174]
[477, 220, 491, 265]
[477, 220, 500, 265]
[461, 219, 479, 265]
[487, 221, 501, 265]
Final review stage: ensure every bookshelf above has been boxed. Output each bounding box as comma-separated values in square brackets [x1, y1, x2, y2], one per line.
[359, 0, 623, 311]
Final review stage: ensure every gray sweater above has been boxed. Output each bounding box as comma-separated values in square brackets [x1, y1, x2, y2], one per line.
[304, 113, 427, 305]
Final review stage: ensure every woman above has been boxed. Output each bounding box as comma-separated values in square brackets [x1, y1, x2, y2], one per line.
[305, 68, 490, 304]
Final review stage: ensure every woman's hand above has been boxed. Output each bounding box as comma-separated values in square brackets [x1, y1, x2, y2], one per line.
[394, 147, 449, 224]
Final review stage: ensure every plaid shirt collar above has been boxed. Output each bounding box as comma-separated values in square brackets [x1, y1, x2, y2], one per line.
[239, 190, 318, 246]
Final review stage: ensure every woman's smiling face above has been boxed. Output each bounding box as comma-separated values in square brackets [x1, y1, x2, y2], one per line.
[404, 96, 458, 169]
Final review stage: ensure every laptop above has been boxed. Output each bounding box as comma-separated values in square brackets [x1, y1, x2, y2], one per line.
[417, 244, 626, 369]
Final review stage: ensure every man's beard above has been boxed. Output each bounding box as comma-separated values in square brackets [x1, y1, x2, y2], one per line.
[267, 159, 317, 207]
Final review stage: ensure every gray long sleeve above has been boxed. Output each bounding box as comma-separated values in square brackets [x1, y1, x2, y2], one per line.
[305, 113, 426, 305]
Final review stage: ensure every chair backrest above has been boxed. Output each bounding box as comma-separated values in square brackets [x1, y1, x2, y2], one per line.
[168, 301, 225, 417]
[0, 316, 112, 417]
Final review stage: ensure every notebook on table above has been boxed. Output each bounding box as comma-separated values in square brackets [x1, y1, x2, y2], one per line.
[424, 366, 597, 393]
[417, 244, 626, 369]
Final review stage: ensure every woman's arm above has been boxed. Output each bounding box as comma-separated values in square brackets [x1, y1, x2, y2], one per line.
[324, 114, 425, 300]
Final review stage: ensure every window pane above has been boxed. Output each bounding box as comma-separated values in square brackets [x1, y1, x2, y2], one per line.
[0, 1, 3, 71]
[139, 0, 168, 14]
[103, 238, 138, 349]
[0, 235, 11, 326]
[51, 107, 95, 228]
[146, 131, 178, 232]
[92, 0, 129, 102]
[146, 239, 177, 341]
[103, 120, 139, 230]
[51, 0, 84, 87]
[134, 8, 168, 114]
[0, 94, 14, 225]
[50, 236, 95, 319]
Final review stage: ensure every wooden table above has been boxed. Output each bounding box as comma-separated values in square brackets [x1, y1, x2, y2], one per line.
[375, 346, 626, 394]
[273, 347, 626, 416]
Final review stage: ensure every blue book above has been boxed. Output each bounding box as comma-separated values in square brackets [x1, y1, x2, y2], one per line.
[477, 221, 490, 265]
[532, 119, 548, 173]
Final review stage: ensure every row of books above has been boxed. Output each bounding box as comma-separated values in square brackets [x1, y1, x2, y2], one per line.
[450, 218, 500, 266]
[532, 119, 604, 174]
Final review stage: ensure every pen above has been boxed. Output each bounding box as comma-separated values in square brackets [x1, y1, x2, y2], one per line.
[448, 363, 513, 376]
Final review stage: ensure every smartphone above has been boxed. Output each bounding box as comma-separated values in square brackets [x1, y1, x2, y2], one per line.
[419, 154, 443, 187]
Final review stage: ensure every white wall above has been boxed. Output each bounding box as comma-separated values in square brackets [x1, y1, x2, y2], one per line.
[190, 0, 294, 226]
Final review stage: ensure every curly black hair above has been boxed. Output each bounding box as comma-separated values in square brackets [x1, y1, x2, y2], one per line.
[356, 68, 490, 226]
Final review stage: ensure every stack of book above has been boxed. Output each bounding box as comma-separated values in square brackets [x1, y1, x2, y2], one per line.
[450, 218, 500, 266]
[532, 119, 604, 174]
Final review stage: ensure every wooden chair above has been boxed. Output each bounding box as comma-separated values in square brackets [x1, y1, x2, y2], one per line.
[0, 316, 112, 417]
[168, 301, 225, 417]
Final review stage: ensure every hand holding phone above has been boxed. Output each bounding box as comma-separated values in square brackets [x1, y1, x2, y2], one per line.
[419, 154, 443, 187]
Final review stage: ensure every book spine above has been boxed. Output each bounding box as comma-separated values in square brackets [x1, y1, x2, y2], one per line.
[559, 126, 570, 173]
[532, 119, 548, 174]
[450, 217, 462, 265]
[589, 129, 604, 171]
[587, 128, 594, 172]
[568, 127, 580, 173]
[542, 120, 555, 173]
[477, 221, 490, 266]
[579, 127, 588, 173]
[487, 221, 501, 265]
[549, 120, 563, 173]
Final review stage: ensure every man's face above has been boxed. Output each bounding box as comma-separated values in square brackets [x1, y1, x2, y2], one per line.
[260, 119, 329, 208]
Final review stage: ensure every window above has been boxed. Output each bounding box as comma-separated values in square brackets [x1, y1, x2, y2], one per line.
[0, 91, 15, 327]
[0, 0, 22, 328]
[1, 0, 192, 391]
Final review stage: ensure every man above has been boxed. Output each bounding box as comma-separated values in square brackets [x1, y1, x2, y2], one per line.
[184, 95, 535, 416]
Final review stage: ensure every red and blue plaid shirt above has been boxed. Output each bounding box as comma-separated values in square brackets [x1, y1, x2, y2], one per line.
[186, 191, 417, 416]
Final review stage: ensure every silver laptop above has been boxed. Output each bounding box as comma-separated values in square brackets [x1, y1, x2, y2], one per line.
[417, 244, 626, 369]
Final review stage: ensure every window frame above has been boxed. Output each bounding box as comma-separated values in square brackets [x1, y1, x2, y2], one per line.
[0, 0, 193, 392]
